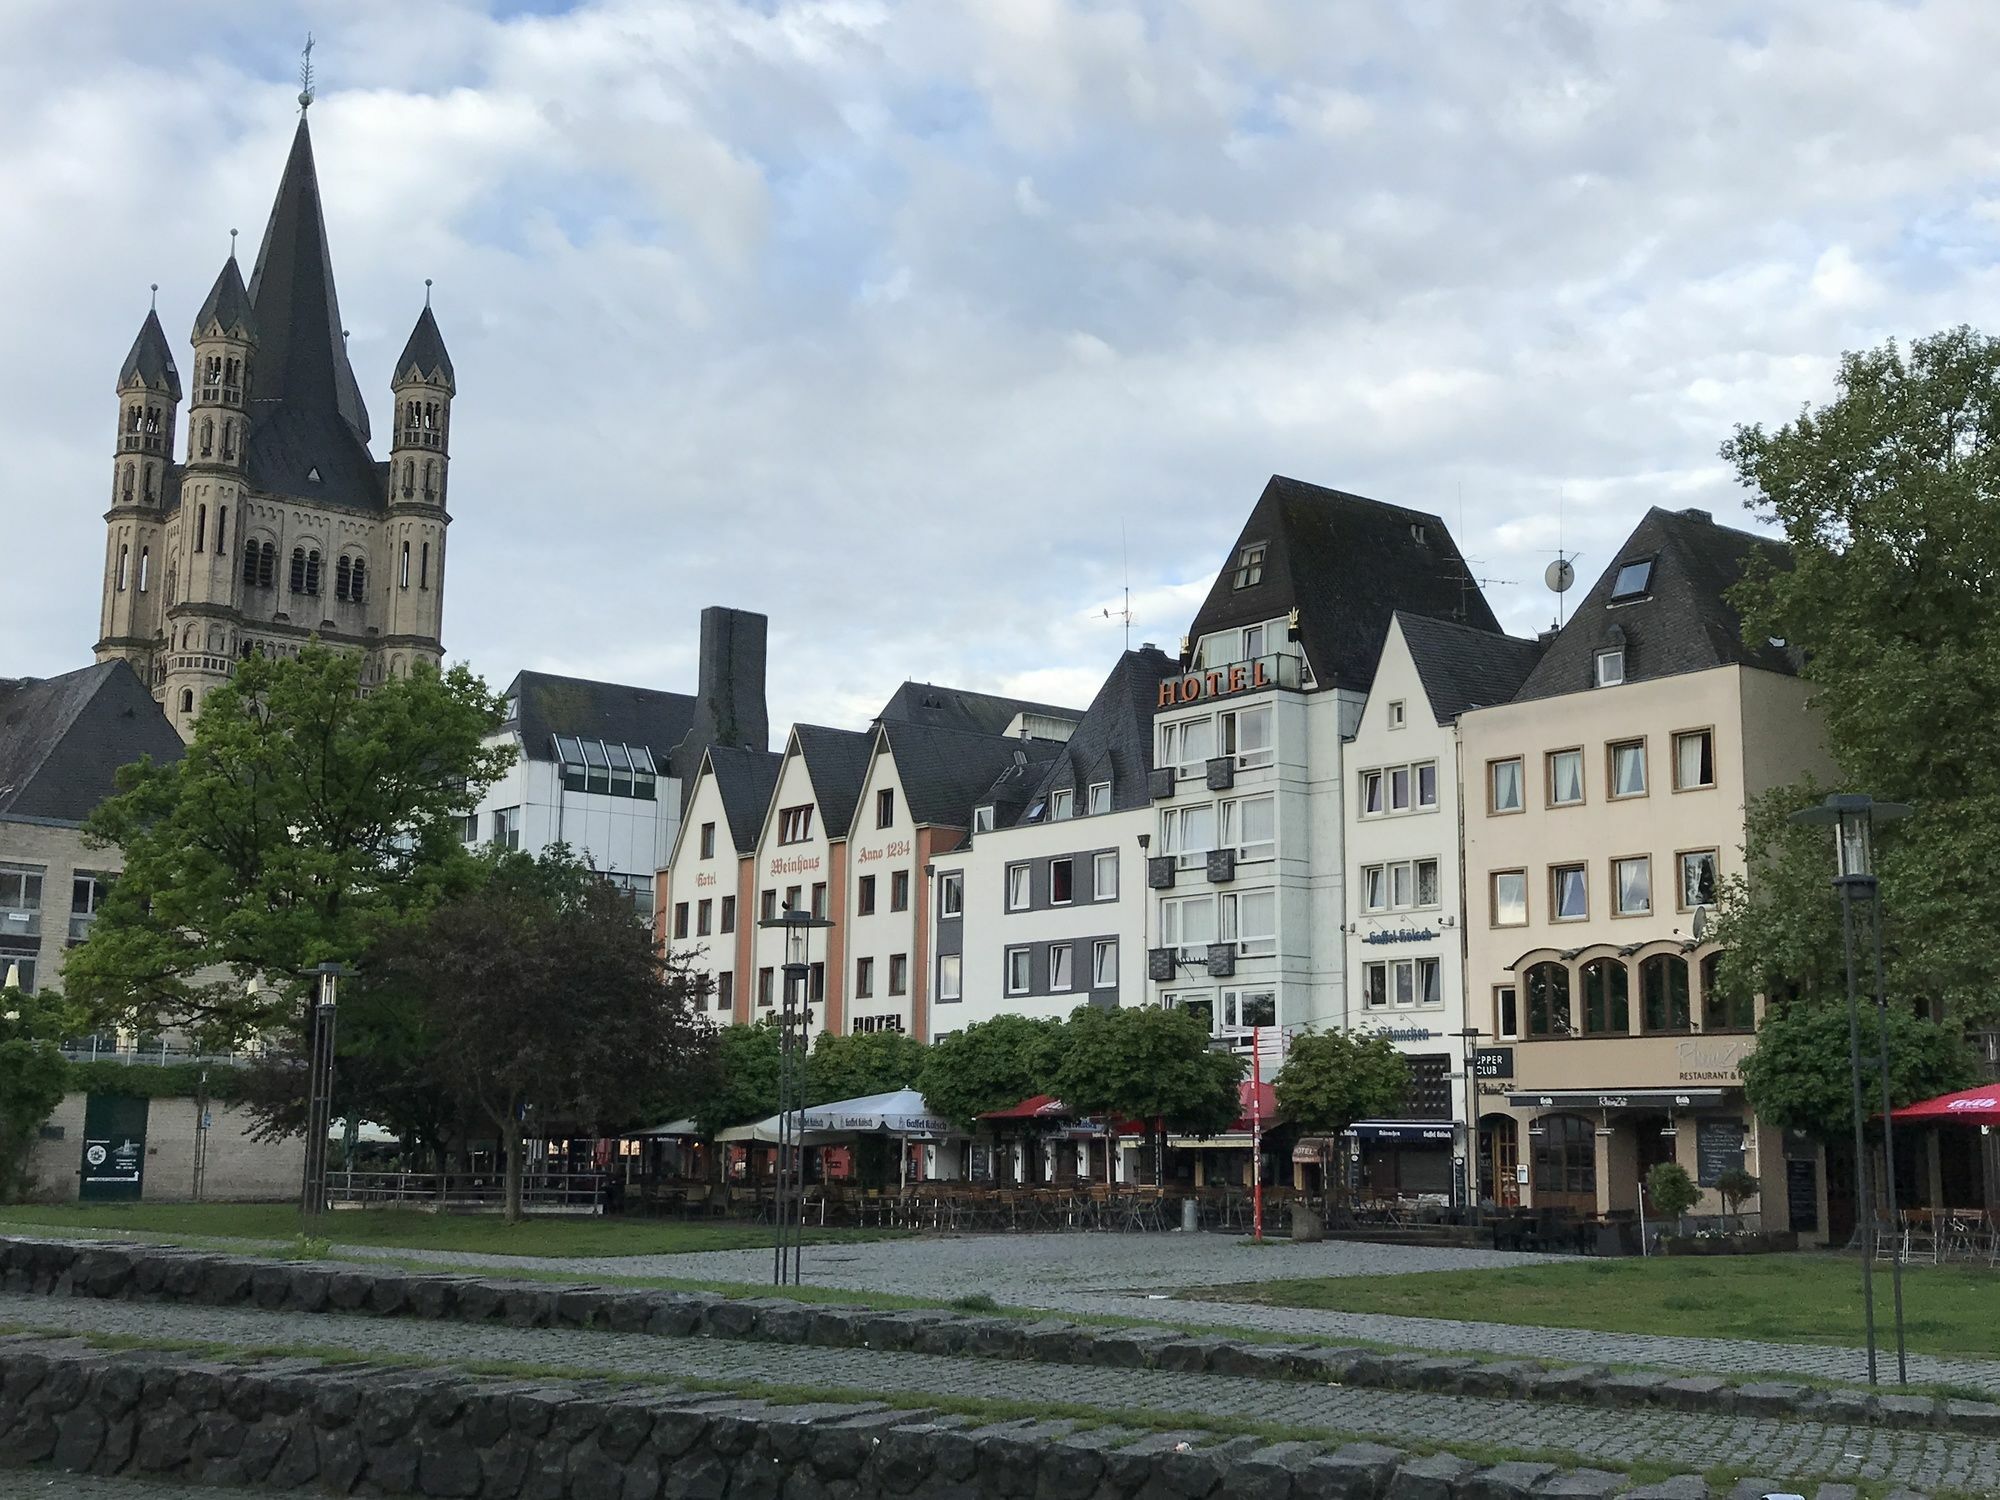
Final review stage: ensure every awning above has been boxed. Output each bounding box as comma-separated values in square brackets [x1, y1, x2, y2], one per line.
[1891, 1085, 2000, 1123]
[982, 1094, 1071, 1121]
[717, 1087, 962, 1144]
[1345, 1119, 1457, 1145]
[1505, 1088, 1735, 1111]
[627, 1118, 702, 1138]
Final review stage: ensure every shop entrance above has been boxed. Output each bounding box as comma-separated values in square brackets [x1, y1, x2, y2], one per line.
[1479, 1114, 1519, 1207]
[1530, 1113, 1597, 1214]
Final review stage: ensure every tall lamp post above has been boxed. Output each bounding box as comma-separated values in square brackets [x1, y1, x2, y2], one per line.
[758, 908, 832, 1286]
[300, 962, 354, 1225]
[1789, 793, 1912, 1386]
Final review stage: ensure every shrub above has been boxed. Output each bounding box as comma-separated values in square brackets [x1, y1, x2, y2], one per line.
[1646, 1162, 1700, 1225]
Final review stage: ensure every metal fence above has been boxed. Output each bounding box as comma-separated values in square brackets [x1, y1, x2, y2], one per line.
[326, 1169, 607, 1214]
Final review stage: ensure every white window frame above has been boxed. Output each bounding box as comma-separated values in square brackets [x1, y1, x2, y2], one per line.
[1489, 757, 1524, 814]
[1220, 704, 1274, 769]
[1162, 803, 1215, 870]
[1220, 792, 1275, 863]
[1363, 962, 1389, 1010]
[1242, 623, 1265, 660]
[1548, 749, 1585, 807]
[1161, 716, 1216, 780]
[1363, 761, 1437, 816]
[1673, 729, 1716, 791]
[1596, 648, 1626, 687]
[1219, 987, 1278, 1034]
[1491, 869, 1528, 927]
[1232, 543, 1265, 589]
[1092, 939, 1117, 988]
[1221, 889, 1276, 958]
[1361, 864, 1388, 913]
[1049, 943, 1073, 992]
[1050, 788, 1073, 821]
[1005, 946, 1031, 995]
[973, 804, 995, 833]
[1387, 699, 1406, 730]
[1159, 893, 1217, 957]
[938, 953, 963, 1001]
[1552, 862, 1589, 921]
[1006, 864, 1030, 911]
[1049, 857, 1075, 906]
[1087, 781, 1111, 815]
[1092, 851, 1118, 900]
[1362, 858, 1440, 913]
[1613, 855, 1652, 916]
[939, 871, 964, 918]
[1166, 989, 1217, 1031]
[1609, 739, 1647, 798]
[1361, 769, 1385, 816]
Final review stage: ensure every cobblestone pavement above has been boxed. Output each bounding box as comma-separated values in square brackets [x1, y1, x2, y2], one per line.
[5, 1292, 1998, 1493]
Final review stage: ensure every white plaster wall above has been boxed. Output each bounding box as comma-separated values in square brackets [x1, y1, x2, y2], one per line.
[844, 748, 919, 1034]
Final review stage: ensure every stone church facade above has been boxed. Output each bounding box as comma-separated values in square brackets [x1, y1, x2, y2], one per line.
[95, 114, 453, 740]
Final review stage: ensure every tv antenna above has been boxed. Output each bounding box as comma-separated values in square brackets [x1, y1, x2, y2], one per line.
[1546, 489, 1579, 629]
[1101, 519, 1133, 650]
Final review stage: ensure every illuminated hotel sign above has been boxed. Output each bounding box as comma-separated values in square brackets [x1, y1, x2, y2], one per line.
[1157, 658, 1273, 707]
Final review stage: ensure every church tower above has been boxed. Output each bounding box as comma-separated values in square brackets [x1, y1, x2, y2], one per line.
[92, 94, 458, 737]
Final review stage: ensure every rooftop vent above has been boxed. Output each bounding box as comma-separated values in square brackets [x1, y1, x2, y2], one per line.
[1410, 523, 1429, 545]
[1679, 507, 1712, 523]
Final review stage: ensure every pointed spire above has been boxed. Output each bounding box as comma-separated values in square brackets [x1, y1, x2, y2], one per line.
[118, 308, 182, 400]
[192, 254, 256, 341]
[393, 301, 455, 392]
[245, 116, 370, 442]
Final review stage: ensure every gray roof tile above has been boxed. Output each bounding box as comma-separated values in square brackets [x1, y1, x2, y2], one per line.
[1015, 646, 1180, 823]
[505, 671, 697, 771]
[1394, 613, 1543, 724]
[117, 310, 182, 400]
[0, 662, 183, 825]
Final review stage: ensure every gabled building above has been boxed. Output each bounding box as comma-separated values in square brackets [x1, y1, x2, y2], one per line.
[660, 743, 781, 1023]
[1460, 506, 1831, 1230]
[0, 662, 184, 995]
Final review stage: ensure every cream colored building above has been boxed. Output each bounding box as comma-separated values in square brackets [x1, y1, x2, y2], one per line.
[95, 115, 451, 738]
[1462, 507, 1833, 1235]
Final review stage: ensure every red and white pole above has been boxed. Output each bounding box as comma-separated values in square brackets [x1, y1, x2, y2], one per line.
[1251, 1026, 1264, 1244]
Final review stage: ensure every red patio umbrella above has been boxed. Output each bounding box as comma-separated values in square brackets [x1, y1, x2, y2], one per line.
[1889, 1084, 2000, 1123]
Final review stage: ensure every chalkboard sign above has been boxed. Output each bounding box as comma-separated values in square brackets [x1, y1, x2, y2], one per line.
[1695, 1118, 1746, 1187]
[1785, 1157, 1818, 1232]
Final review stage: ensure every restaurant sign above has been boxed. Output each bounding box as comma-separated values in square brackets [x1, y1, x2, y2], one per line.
[1361, 927, 1439, 946]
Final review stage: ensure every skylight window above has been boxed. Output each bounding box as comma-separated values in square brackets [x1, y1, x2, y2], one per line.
[1610, 557, 1655, 601]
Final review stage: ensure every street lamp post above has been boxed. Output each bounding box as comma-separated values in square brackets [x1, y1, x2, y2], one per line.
[758, 908, 832, 1286]
[1455, 1026, 1483, 1215]
[300, 962, 354, 1224]
[1790, 792, 1912, 1386]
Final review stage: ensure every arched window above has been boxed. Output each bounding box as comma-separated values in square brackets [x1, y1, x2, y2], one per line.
[216, 506, 227, 553]
[402, 460, 414, 498]
[243, 540, 259, 585]
[1580, 957, 1628, 1035]
[423, 460, 436, 499]
[290, 547, 306, 594]
[180, 689, 194, 716]
[1700, 951, 1751, 1032]
[116, 544, 129, 591]
[258, 541, 276, 589]
[1525, 961, 1571, 1038]
[200, 417, 213, 457]
[1641, 953, 1692, 1034]
[350, 558, 367, 601]
[336, 556, 352, 601]
[195, 505, 207, 554]
[400, 541, 411, 588]
[420, 541, 430, 588]
[221, 419, 235, 461]
[121, 465, 134, 502]
[137, 547, 149, 593]
[143, 464, 156, 502]
[304, 550, 321, 596]
[165, 565, 177, 605]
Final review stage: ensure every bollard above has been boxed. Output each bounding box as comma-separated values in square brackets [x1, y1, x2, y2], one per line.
[1180, 1196, 1198, 1232]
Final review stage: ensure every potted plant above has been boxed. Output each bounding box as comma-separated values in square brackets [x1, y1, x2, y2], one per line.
[1714, 1166, 1760, 1232]
[1645, 1161, 1699, 1244]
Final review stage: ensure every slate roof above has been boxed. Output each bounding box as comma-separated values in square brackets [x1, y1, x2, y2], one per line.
[876, 722, 1067, 834]
[242, 118, 383, 505]
[117, 310, 182, 399]
[394, 304, 454, 392]
[505, 671, 697, 769]
[791, 724, 874, 841]
[1394, 613, 1543, 725]
[1013, 646, 1180, 823]
[0, 662, 183, 825]
[706, 744, 782, 855]
[877, 681, 1083, 736]
[1512, 507, 1796, 702]
[193, 256, 256, 340]
[1187, 475, 1500, 694]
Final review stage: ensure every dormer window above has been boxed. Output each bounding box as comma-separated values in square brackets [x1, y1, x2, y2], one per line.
[1609, 557, 1654, 601]
[1232, 543, 1266, 589]
[1050, 788, 1073, 821]
[973, 804, 995, 833]
[1088, 781, 1111, 815]
[1595, 648, 1625, 687]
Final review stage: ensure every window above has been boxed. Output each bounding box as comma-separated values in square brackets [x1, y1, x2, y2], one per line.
[217, 507, 227, 553]
[1160, 716, 1215, 778]
[811, 962, 826, 1003]
[1581, 958, 1629, 1035]
[784, 885, 801, 915]
[1361, 865, 1387, 913]
[940, 871, 964, 917]
[700, 822, 716, 859]
[1365, 958, 1443, 1009]
[1551, 863, 1588, 921]
[1221, 889, 1276, 957]
[1595, 648, 1625, 687]
[1006, 947, 1031, 994]
[1048, 943, 1073, 991]
[1221, 705, 1273, 769]
[116, 544, 128, 591]
[1491, 870, 1527, 926]
[672, 902, 690, 939]
[1050, 788, 1073, 821]
[1006, 865, 1030, 911]
[1088, 781, 1111, 815]
[195, 505, 207, 553]
[1166, 990, 1215, 1031]
[1363, 859, 1440, 912]
[1673, 729, 1715, 790]
[1360, 768, 1384, 816]
[1641, 953, 1692, 1033]
[1547, 749, 1584, 806]
[1221, 793, 1275, 862]
[1232, 543, 1265, 588]
[1610, 557, 1654, 601]
[857, 875, 877, 916]
[1220, 988, 1277, 1032]
[69, 873, 111, 941]
[933, 953, 963, 1002]
[0, 949, 37, 994]
[1092, 940, 1117, 988]
[1612, 855, 1651, 916]
[1525, 961, 1572, 1038]
[335, 555, 350, 599]
[0, 866, 44, 931]
[890, 870, 909, 912]
[1242, 623, 1265, 660]
[490, 806, 520, 851]
[1495, 984, 1519, 1039]
[1679, 849, 1719, 909]
[760, 889, 776, 923]
[1609, 739, 1647, 797]
[716, 972, 734, 1012]
[888, 954, 908, 995]
[420, 541, 430, 589]
[1702, 952, 1752, 1031]
[1050, 858, 1074, 904]
[1162, 803, 1215, 869]
[778, 805, 813, 844]
[696, 899, 712, 936]
[855, 957, 875, 998]
[1160, 893, 1217, 955]
[973, 805, 995, 833]
[1533, 1114, 1597, 1196]
[1416, 762, 1437, 807]
[1362, 962, 1389, 1009]
[1387, 700, 1406, 730]
[137, 547, 149, 593]
[1363, 761, 1434, 815]
[758, 968, 775, 1007]
[1092, 851, 1118, 900]
[1390, 765, 1411, 811]
[720, 896, 736, 933]
[877, 788, 895, 828]
[1489, 758, 1524, 814]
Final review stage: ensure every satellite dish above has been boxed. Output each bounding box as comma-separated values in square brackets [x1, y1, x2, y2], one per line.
[1692, 906, 1711, 943]
[1545, 559, 1575, 593]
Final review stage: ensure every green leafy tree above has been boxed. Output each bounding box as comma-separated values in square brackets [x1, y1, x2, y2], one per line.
[1051, 1005, 1244, 1165]
[808, 1029, 928, 1106]
[1273, 1027, 1411, 1202]
[1646, 1162, 1700, 1231]
[65, 648, 512, 1040]
[1740, 998, 1978, 1144]
[1714, 1166, 1761, 1229]
[0, 987, 83, 1203]
[365, 849, 716, 1221]
[695, 1018, 782, 1136]
[918, 1015, 1067, 1130]
[1722, 326, 2000, 1021]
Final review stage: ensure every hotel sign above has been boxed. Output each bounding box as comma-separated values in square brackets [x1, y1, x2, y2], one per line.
[1158, 659, 1274, 707]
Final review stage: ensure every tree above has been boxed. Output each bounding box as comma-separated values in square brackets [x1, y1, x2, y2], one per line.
[1273, 1027, 1411, 1202]
[0, 987, 79, 1203]
[1714, 1166, 1761, 1230]
[1722, 326, 2000, 1022]
[366, 849, 716, 1221]
[808, 1029, 928, 1105]
[1740, 998, 1978, 1144]
[1051, 1005, 1244, 1162]
[65, 647, 512, 1041]
[918, 1015, 1068, 1131]
[695, 1019, 782, 1136]
[1646, 1162, 1700, 1233]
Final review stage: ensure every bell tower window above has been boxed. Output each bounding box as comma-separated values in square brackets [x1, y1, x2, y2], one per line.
[420, 541, 430, 589]
[116, 544, 129, 591]
[400, 541, 411, 588]
[195, 506, 207, 554]
[137, 547, 149, 592]
[199, 418, 213, 457]
[350, 557, 366, 601]
[336, 556, 352, 601]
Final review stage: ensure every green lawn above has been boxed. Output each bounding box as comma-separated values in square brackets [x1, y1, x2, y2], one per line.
[1188, 1253, 2000, 1360]
[0, 1202, 894, 1258]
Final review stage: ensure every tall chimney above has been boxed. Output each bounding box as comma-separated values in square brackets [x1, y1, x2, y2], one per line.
[696, 606, 769, 753]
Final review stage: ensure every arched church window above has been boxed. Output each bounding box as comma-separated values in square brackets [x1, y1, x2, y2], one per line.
[420, 541, 430, 589]
[336, 556, 352, 601]
[137, 547, 149, 593]
[180, 690, 194, 716]
[216, 506, 227, 553]
[305, 550, 321, 596]
[195, 505, 207, 554]
[423, 460, 436, 499]
[400, 541, 411, 588]
[243, 540, 258, 585]
[200, 418, 213, 457]
[402, 460, 414, 498]
[143, 464, 156, 502]
[290, 547, 306, 593]
[121, 465, 133, 502]
[258, 542, 275, 589]
[165, 565, 177, 605]
[221, 420, 235, 461]
[116, 544, 129, 592]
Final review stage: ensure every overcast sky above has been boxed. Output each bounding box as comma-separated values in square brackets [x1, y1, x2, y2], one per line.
[5, 1, 1996, 732]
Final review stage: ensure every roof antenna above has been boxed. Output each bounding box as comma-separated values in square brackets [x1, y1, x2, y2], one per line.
[298, 33, 316, 114]
[1101, 518, 1133, 651]
[424, 277, 433, 308]
[229, 228, 238, 261]
[149, 283, 158, 312]
[1546, 488, 1578, 630]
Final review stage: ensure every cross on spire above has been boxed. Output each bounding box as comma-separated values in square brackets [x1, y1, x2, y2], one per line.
[298, 34, 316, 113]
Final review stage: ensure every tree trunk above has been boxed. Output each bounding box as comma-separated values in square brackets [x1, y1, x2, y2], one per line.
[503, 1121, 525, 1224]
